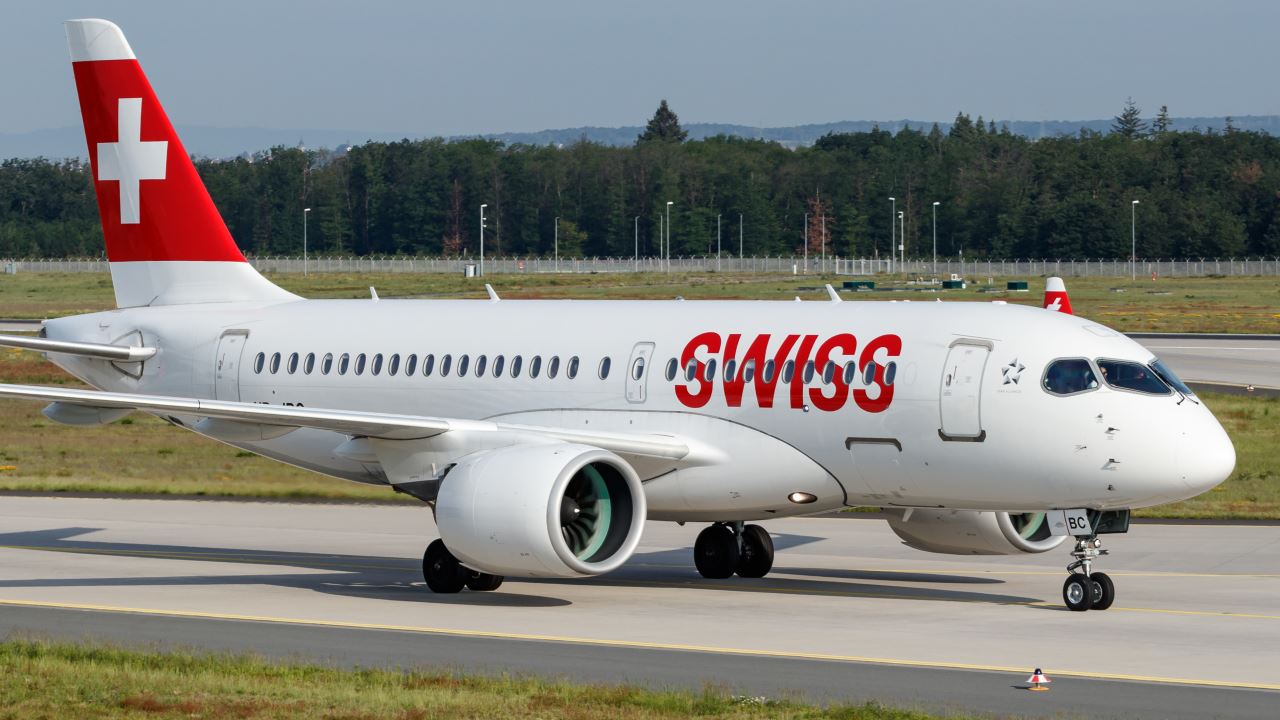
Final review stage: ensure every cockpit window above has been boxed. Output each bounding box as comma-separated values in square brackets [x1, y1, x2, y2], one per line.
[1096, 359, 1171, 395]
[1042, 358, 1099, 396]
[1149, 358, 1196, 398]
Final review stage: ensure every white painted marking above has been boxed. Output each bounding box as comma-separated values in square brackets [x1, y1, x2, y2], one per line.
[96, 98, 167, 224]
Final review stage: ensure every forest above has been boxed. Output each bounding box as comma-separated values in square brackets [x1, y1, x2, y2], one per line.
[2, 102, 1279, 260]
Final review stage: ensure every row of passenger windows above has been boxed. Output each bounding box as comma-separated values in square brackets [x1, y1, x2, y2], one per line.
[659, 357, 898, 387]
[253, 350, 609, 381]
[1042, 357, 1190, 397]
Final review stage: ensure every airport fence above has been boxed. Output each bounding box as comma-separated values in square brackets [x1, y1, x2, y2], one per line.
[2, 256, 1279, 277]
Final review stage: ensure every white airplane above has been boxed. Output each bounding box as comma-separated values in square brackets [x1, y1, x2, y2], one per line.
[0, 19, 1234, 611]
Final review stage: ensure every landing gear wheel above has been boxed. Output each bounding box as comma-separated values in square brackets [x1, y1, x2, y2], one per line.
[423, 539, 467, 594]
[735, 524, 774, 578]
[465, 572, 504, 592]
[1063, 573, 1092, 612]
[694, 524, 740, 579]
[1089, 572, 1115, 611]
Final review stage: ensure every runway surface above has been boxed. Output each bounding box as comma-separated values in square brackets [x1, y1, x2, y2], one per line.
[1133, 334, 1280, 391]
[1, 497, 1277, 718]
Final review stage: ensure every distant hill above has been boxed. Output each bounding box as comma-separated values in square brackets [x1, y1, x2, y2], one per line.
[5, 115, 1280, 160]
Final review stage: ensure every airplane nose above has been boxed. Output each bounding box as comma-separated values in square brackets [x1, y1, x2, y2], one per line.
[1176, 412, 1236, 497]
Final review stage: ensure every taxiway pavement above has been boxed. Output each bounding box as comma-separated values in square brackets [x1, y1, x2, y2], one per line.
[1134, 334, 1280, 391]
[0, 497, 1277, 718]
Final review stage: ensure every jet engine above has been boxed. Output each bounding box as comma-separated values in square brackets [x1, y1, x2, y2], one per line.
[434, 442, 646, 578]
[885, 509, 1066, 555]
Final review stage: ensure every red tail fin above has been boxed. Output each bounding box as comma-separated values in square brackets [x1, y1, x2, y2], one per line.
[1043, 276, 1072, 314]
[66, 19, 294, 307]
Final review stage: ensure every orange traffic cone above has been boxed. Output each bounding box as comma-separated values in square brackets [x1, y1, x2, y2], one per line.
[1025, 668, 1051, 692]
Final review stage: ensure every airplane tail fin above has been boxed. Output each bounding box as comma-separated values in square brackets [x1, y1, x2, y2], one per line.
[65, 19, 296, 308]
[1043, 276, 1073, 314]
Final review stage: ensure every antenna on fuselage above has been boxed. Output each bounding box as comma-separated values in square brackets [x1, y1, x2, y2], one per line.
[485, 284, 500, 302]
[369, 286, 379, 302]
[824, 284, 841, 303]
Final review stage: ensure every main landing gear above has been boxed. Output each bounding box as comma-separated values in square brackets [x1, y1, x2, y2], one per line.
[1061, 536, 1115, 612]
[693, 522, 774, 579]
[423, 539, 504, 594]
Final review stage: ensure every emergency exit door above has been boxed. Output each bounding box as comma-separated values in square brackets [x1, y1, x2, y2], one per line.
[214, 331, 248, 401]
[939, 340, 991, 440]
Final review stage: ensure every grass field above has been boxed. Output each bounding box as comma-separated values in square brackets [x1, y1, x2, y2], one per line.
[0, 639, 958, 720]
[0, 271, 1276, 517]
[2, 270, 1279, 333]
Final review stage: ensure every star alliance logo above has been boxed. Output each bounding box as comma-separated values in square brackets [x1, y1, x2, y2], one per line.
[1002, 358, 1025, 385]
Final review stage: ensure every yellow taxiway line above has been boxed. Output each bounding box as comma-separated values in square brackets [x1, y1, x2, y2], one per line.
[0, 597, 1277, 692]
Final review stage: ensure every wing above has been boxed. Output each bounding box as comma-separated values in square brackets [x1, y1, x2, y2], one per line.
[0, 383, 710, 463]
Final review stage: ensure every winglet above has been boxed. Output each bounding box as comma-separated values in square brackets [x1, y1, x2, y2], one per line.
[1043, 277, 1073, 314]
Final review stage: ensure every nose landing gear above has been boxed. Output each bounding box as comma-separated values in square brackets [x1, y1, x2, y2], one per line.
[1062, 536, 1115, 611]
[694, 522, 775, 579]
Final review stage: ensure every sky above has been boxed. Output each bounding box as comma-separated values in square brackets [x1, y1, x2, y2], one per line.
[3, 1, 1279, 136]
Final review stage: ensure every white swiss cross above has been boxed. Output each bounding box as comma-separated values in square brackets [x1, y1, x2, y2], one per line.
[96, 97, 168, 225]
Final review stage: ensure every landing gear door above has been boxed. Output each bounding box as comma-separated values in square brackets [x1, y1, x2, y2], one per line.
[939, 339, 991, 441]
[625, 342, 655, 404]
[214, 331, 249, 401]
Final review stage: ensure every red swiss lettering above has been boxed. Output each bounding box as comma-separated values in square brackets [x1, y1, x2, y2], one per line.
[853, 334, 903, 413]
[675, 331, 720, 408]
[808, 333, 857, 411]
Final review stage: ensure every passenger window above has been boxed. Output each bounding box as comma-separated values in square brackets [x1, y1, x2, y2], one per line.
[322, 353, 334, 375]
[783, 360, 795, 383]
[723, 358, 737, 382]
[422, 354, 435, 377]
[634, 357, 648, 381]
[862, 362, 875, 386]
[1096, 359, 1170, 395]
[598, 357, 611, 380]
[803, 360, 815, 384]
[511, 355, 523, 378]
[287, 353, 299, 374]
[476, 355, 487, 377]
[269, 352, 281, 374]
[743, 359, 756, 383]
[388, 354, 400, 376]
[704, 359, 717, 382]
[763, 359, 776, 383]
[843, 361, 857, 385]
[548, 356, 560, 379]
[1042, 358, 1099, 395]
[530, 356, 542, 378]
[338, 353, 350, 375]
[664, 358, 677, 381]
[457, 354, 470, 377]
[822, 362, 835, 384]
[253, 352, 265, 374]
[440, 354, 452, 377]
[567, 356, 579, 379]
[884, 361, 898, 386]
[354, 353, 367, 376]
[684, 360, 697, 382]
[492, 355, 505, 377]
[303, 353, 315, 375]
[371, 353, 383, 376]
[404, 354, 417, 376]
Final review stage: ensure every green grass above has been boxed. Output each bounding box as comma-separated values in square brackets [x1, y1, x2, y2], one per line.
[0, 639, 961, 720]
[3, 270, 1279, 333]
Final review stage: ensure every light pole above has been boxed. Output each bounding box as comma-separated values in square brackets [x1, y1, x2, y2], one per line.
[302, 207, 311, 277]
[554, 216, 559, 272]
[821, 213, 826, 274]
[716, 213, 722, 272]
[479, 204, 487, 277]
[932, 201, 940, 275]
[634, 215, 639, 272]
[898, 211, 905, 273]
[665, 201, 673, 273]
[739, 213, 743, 260]
[658, 214, 663, 267]
[889, 197, 896, 273]
[803, 212, 809, 274]
[1131, 199, 1140, 281]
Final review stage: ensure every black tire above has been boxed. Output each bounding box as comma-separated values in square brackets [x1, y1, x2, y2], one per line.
[694, 524, 740, 579]
[1089, 571, 1115, 611]
[736, 524, 774, 578]
[1062, 573, 1092, 612]
[466, 572, 505, 592]
[423, 539, 466, 594]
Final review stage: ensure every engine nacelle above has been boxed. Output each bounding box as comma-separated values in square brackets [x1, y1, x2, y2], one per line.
[435, 442, 646, 578]
[885, 509, 1066, 555]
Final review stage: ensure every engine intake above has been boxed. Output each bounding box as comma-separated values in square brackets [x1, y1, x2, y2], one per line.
[435, 443, 646, 578]
[886, 509, 1066, 555]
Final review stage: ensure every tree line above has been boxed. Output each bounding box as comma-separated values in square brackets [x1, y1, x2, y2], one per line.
[2, 101, 1279, 260]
